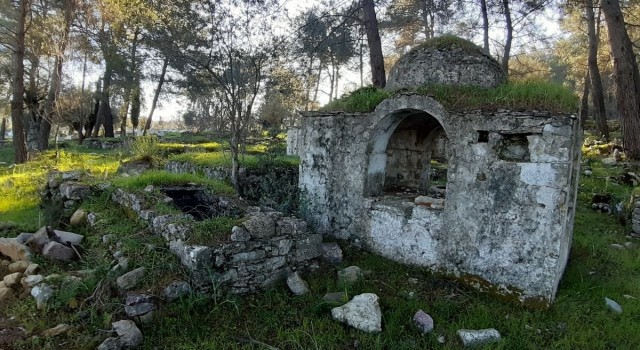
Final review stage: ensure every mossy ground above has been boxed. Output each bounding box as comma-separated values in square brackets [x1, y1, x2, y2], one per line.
[0, 131, 639, 349]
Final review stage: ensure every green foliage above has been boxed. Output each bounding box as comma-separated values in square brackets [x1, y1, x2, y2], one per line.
[240, 153, 300, 213]
[188, 216, 240, 245]
[112, 170, 236, 196]
[321, 86, 390, 113]
[128, 135, 161, 164]
[169, 151, 299, 170]
[322, 82, 578, 114]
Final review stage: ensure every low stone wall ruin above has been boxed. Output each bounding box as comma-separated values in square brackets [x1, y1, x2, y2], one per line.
[111, 188, 322, 294]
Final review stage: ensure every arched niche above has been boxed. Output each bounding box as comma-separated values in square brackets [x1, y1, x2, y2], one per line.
[364, 108, 449, 198]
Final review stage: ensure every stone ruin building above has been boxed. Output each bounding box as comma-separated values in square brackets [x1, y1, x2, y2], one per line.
[288, 37, 582, 306]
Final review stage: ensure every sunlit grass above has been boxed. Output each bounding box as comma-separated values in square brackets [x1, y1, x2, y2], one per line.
[168, 151, 299, 169]
[112, 170, 236, 196]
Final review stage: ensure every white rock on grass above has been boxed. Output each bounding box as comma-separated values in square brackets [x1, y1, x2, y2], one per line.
[331, 293, 382, 333]
[605, 297, 623, 314]
[286, 271, 310, 296]
[112, 320, 143, 347]
[97, 337, 124, 350]
[31, 283, 54, 309]
[457, 329, 501, 347]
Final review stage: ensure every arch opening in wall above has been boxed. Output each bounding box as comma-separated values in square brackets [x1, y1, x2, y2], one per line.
[364, 108, 449, 200]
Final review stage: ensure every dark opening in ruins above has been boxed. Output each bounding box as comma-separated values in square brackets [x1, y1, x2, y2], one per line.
[497, 133, 531, 162]
[160, 186, 235, 221]
[365, 108, 449, 199]
[477, 130, 489, 143]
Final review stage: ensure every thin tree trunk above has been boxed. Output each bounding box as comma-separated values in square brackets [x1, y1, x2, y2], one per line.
[601, 0, 640, 159]
[26, 55, 40, 151]
[580, 72, 591, 126]
[120, 29, 140, 138]
[0, 118, 6, 141]
[143, 57, 169, 136]
[420, 0, 431, 40]
[586, 0, 609, 140]
[480, 0, 490, 55]
[39, 0, 75, 150]
[362, 0, 386, 88]
[11, 0, 29, 164]
[501, 0, 513, 75]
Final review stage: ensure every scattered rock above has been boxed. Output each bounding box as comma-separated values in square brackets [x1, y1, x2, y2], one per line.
[0, 283, 15, 301]
[8, 260, 29, 273]
[286, 271, 310, 296]
[42, 324, 73, 337]
[457, 329, 501, 347]
[230, 226, 250, 242]
[42, 241, 76, 262]
[0, 237, 31, 261]
[321, 242, 343, 265]
[97, 337, 124, 350]
[323, 292, 348, 303]
[610, 243, 625, 250]
[53, 230, 84, 245]
[21, 274, 43, 288]
[125, 293, 157, 323]
[25, 227, 51, 253]
[69, 209, 88, 226]
[163, 281, 192, 302]
[31, 284, 54, 309]
[87, 212, 98, 227]
[15, 232, 33, 244]
[3, 272, 22, 288]
[116, 267, 145, 290]
[605, 297, 623, 314]
[112, 320, 143, 347]
[413, 309, 434, 334]
[331, 293, 382, 333]
[338, 266, 363, 284]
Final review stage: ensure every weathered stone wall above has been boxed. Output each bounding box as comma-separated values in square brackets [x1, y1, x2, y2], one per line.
[286, 128, 302, 156]
[111, 189, 322, 294]
[297, 94, 581, 305]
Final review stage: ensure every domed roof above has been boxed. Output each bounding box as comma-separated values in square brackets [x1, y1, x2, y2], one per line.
[386, 35, 506, 90]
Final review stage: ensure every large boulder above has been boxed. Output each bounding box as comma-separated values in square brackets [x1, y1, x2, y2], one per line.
[386, 35, 505, 91]
[0, 238, 31, 261]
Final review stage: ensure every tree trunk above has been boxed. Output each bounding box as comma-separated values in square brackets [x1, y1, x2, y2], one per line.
[39, 0, 75, 150]
[143, 57, 169, 136]
[362, 0, 386, 88]
[120, 29, 140, 138]
[580, 72, 591, 126]
[501, 0, 513, 75]
[601, 0, 640, 159]
[25, 55, 40, 151]
[585, 0, 609, 140]
[93, 59, 114, 137]
[480, 0, 490, 55]
[0, 118, 6, 141]
[11, 0, 29, 164]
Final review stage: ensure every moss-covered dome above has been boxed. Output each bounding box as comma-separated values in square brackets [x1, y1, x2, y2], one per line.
[386, 35, 506, 90]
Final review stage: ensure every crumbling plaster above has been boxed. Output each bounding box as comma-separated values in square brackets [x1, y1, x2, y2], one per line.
[297, 93, 581, 304]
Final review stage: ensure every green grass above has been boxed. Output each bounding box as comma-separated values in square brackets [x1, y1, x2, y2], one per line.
[188, 216, 241, 245]
[322, 81, 578, 114]
[321, 86, 390, 113]
[112, 170, 236, 197]
[413, 34, 487, 55]
[168, 151, 299, 170]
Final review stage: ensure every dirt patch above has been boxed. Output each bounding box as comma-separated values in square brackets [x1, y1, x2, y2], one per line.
[0, 312, 27, 349]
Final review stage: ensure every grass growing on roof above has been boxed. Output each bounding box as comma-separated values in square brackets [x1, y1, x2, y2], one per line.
[321, 86, 390, 113]
[412, 34, 486, 55]
[322, 81, 578, 114]
[187, 216, 241, 245]
[112, 170, 236, 196]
